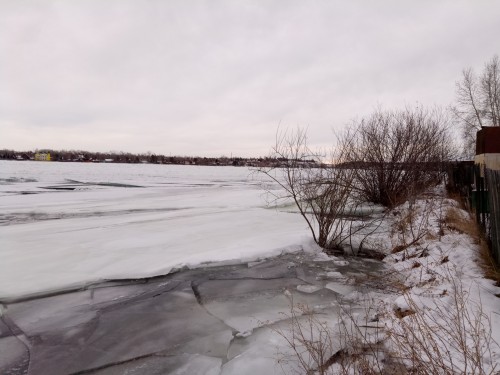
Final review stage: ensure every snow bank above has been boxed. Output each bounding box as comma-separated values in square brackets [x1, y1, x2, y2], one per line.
[381, 188, 500, 372]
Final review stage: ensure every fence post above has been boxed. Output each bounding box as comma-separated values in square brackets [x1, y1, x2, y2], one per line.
[474, 165, 485, 229]
[486, 168, 500, 263]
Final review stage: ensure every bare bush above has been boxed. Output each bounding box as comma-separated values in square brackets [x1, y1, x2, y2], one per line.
[257, 128, 372, 251]
[343, 106, 454, 208]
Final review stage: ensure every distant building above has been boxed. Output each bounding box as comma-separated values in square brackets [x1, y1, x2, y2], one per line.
[34, 152, 51, 161]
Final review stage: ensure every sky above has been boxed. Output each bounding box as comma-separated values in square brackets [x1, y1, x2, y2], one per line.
[1, 1, 500, 157]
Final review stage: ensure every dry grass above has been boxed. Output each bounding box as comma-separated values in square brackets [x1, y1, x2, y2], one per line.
[445, 206, 479, 238]
[478, 242, 500, 285]
[275, 278, 498, 375]
[388, 278, 498, 375]
[391, 244, 407, 254]
[394, 308, 415, 319]
[393, 209, 417, 234]
[446, 190, 468, 210]
[272, 301, 388, 375]
[444, 206, 500, 284]
[390, 197, 439, 258]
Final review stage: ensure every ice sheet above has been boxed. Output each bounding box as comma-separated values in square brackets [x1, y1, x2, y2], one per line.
[0, 161, 311, 300]
[0, 251, 387, 375]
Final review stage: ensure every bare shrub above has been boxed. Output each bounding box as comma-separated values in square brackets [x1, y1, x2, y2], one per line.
[343, 106, 454, 208]
[257, 128, 374, 251]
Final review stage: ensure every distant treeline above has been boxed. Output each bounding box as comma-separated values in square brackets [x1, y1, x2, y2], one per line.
[0, 149, 319, 168]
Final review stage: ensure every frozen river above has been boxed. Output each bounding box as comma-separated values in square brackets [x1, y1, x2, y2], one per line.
[0, 161, 311, 300]
[0, 161, 389, 374]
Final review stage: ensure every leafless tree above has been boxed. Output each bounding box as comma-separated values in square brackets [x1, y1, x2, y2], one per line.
[451, 55, 500, 157]
[344, 106, 454, 208]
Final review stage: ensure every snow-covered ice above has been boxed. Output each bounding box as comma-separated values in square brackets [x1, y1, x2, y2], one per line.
[0, 161, 311, 300]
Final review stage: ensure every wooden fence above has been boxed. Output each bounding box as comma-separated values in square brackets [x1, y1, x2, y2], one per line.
[448, 162, 500, 263]
[485, 169, 500, 263]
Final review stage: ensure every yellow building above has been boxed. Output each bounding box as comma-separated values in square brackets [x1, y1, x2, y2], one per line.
[34, 152, 51, 161]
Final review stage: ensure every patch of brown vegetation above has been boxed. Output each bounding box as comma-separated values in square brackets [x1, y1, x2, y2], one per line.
[445, 207, 477, 237]
[446, 190, 467, 210]
[478, 239, 500, 284]
[445, 206, 500, 283]
[393, 210, 417, 234]
[425, 232, 438, 241]
[394, 308, 415, 319]
[404, 247, 429, 260]
[391, 244, 406, 254]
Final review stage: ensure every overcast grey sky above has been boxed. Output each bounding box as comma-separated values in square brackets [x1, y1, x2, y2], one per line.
[1, 1, 499, 157]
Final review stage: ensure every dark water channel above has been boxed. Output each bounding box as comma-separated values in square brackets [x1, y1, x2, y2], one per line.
[0, 252, 389, 375]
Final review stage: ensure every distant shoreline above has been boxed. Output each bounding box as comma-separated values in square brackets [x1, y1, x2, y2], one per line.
[0, 149, 318, 168]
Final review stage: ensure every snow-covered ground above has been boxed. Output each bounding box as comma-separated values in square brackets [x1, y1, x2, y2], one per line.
[0, 161, 311, 300]
[368, 191, 500, 374]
